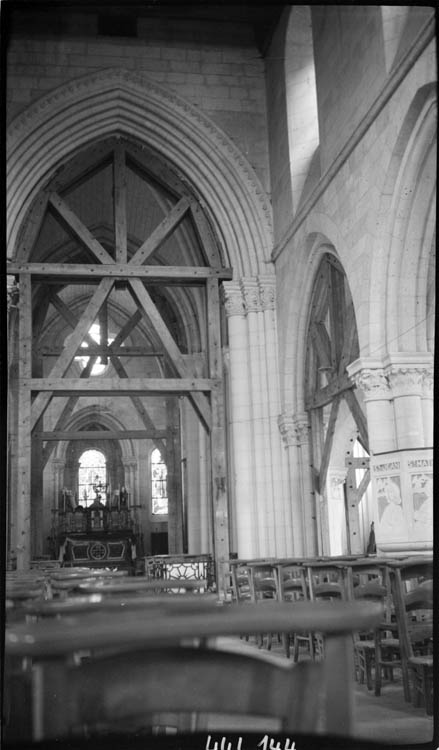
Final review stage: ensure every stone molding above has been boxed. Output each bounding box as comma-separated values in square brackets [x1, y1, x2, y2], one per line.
[7, 68, 272, 277]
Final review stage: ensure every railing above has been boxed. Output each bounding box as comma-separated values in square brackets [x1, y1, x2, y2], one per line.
[144, 553, 215, 591]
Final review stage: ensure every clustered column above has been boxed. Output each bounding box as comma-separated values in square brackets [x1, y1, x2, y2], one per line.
[278, 411, 316, 557]
[223, 276, 288, 558]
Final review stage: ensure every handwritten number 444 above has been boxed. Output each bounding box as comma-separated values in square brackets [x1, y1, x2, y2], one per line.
[258, 737, 296, 750]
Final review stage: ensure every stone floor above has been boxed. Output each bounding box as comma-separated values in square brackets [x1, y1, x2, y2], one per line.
[211, 635, 435, 746]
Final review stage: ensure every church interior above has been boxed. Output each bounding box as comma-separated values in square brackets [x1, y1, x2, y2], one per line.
[4, 2, 436, 747]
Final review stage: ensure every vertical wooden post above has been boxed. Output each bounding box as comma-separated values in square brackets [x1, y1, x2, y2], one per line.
[166, 398, 183, 553]
[16, 273, 32, 570]
[207, 278, 229, 594]
[31, 353, 44, 558]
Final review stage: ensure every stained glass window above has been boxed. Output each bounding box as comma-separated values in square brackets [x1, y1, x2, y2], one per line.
[78, 449, 107, 507]
[151, 448, 168, 515]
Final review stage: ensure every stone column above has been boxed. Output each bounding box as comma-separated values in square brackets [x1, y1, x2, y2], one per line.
[259, 276, 289, 556]
[52, 459, 66, 507]
[122, 458, 138, 505]
[278, 411, 315, 557]
[347, 359, 395, 454]
[242, 278, 269, 552]
[326, 469, 348, 556]
[385, 357, 430, 450]
[223, 281, 256, 557]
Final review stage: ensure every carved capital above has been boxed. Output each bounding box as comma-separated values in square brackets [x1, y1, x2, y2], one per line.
[222, 282, 245, 318]
[350, 368, 390, 401]
[387, 366, 424, 398]
[257, 275, 276, 311]
[422, 367, 434, 398]
[278, 412, 310, 447]
[278, 413, 296, 447]
[241, 278, 262, 314]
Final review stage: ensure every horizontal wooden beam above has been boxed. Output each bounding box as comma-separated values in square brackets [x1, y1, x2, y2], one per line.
[36, 346, 163, 357]
[35, 430, 167, 441]
[8, 262, 233, 281]
[26, 378, 217, 394]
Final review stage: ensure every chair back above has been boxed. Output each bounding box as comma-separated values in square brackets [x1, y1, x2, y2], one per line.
[5, 600, 383, 741]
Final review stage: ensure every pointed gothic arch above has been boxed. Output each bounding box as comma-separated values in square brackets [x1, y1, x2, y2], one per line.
[7, 68, 273, 277]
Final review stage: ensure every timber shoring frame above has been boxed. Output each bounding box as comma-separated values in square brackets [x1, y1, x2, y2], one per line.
[10, 141, 232, 578]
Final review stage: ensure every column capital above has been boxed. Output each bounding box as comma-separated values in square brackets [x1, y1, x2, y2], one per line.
[347, 359, 391, 401]
[278, 411, 310, 447]
[222, 281, 245, 318]
[257, 275, 276, 311]
[381, 355, 433, 399]
[241, 278, 262, 314]
[122, 458, 137, 469]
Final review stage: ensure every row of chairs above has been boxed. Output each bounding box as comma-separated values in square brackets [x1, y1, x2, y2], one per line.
[225, 554, 434, 715]
[4, 575, 383, 742]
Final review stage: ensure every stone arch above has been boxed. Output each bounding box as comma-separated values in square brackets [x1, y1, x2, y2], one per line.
[370, 84, 436, 358]
[280, 215, 349, 414]
[7, 68, 273, 278]
[53, 407, 137, 463]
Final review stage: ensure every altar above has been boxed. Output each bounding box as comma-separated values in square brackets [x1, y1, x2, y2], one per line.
[50, 484, 143, 571]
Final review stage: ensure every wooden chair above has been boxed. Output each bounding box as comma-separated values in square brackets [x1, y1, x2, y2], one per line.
[273, 562, 312, 660]
[383, 560, 434, 713]
[4, 600, 383, 741]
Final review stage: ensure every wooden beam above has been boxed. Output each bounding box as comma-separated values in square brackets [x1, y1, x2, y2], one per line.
[328, 263, 345, 369]
[343, 388, 369, 453]
[37, 429, 167, 441]
[27, 378, 216, 393]
[319, 395, 341, 494]
[16, 273, 33, 569]
[129, 279, 212, 431]
[207, 277, 229, 592]
[30, 278, 114, 429]
[113, 145, 127, 264]
[305, 373, 353, 410]
[8, 262, 233, 281]
[338, 301, 358, 375]
[48, 292, 99, 350]
[108, 356, 167, 459]
[36, 346, 163, 358]
[41, 356, 98, 468]
[48, 193, 114, 264]
[110, 310, 143, 347]
[310, 321, 332, 370]
[166, 398, 183, 554]
[189, 202, 223, 267]
[130, 197, 191, 265]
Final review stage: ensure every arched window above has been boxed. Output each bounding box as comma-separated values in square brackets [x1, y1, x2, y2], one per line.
[78, 449, 107, 507]
[151, 448, 168, 515]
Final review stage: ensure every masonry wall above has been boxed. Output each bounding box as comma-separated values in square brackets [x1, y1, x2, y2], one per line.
[6, 11, 271, 193]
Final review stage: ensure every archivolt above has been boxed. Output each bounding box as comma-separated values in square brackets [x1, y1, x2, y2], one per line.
[7, 68, 273, 277]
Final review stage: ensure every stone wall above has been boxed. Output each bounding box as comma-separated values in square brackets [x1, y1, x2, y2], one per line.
[6, 10, 270, 192]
